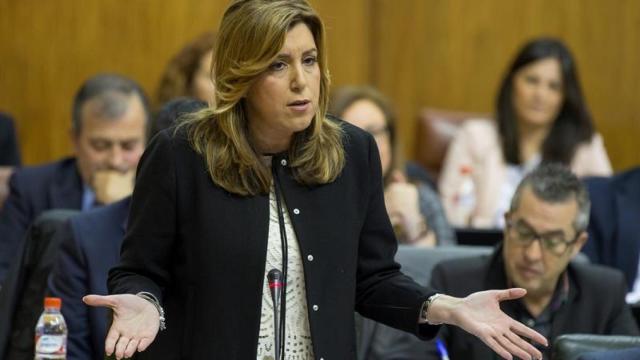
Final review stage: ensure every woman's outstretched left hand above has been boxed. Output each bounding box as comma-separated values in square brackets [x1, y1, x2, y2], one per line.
[426, 288, 548, 360]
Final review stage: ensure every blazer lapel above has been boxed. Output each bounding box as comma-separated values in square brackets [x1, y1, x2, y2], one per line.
[482, 249, 514, 360]
[118, 197, 132, 232]
[549, 296, 572, 342]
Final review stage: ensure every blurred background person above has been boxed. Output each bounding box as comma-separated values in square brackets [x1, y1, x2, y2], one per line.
[439, 37, 612, 229]
[0, 74, 150, 286]
[0, 112, 21, 209]
[154, 32, 216, 108]
[330, 85, 455, 247]
[582, 166, 640, 303]
[47, 98, 206, 360]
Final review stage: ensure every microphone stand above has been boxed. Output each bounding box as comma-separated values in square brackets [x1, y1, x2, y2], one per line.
[268, 269, 284, 360]
[272, 160, 288, 360]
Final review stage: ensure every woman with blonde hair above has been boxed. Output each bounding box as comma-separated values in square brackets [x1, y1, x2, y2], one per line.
[85, 1, 547, 359]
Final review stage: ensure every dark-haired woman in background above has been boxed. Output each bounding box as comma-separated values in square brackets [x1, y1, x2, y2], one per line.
[330, 86, 455, 247]
[440, 37, 612, 228]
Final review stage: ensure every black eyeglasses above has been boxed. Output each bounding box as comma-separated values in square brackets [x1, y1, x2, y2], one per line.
[505, 218, 579, 256]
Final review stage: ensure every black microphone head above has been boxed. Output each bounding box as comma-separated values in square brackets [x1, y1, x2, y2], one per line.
[267, 268, 283, 284]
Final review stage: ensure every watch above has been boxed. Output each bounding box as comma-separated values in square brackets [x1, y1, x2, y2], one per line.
[421, 293, 443, 325]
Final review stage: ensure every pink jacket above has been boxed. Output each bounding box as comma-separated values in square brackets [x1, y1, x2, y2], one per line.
[439, 119, 612, 228]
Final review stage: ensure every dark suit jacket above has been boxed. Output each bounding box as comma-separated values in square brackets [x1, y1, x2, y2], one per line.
[582, 167, 640, 288]
[108, 120, 439, 359]
[0, 157, 83, 284]
[0, 113, 21, 166]
[48, 197, 129, 360]
[425, 248, 639, 360]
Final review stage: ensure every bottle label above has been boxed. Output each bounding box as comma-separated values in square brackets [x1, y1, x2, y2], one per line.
[35, 335, 66, 354]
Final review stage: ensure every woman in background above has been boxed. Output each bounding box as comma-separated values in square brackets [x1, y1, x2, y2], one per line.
[440, 37, 612, 228]
[330, 86, 455, 246]
[155, 32, 216, 107]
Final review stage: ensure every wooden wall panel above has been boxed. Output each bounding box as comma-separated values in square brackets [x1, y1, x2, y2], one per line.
[2, 0, 638, 171]
[313, 0, 371, 86]
[0, 0, 227, 164]
[372, 0, 640, 171]
[0, 0, 368, 165]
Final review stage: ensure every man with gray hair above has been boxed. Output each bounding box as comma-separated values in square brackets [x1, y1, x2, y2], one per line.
[0, 73, 150, 285]
[372, 163, 639, 360]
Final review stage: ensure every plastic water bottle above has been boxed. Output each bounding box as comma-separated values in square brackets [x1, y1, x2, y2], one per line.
[34, 297, 67, 360]
[453, 165, 476, 227]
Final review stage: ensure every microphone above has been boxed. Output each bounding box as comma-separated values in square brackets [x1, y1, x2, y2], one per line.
[268, 269, 284, 360]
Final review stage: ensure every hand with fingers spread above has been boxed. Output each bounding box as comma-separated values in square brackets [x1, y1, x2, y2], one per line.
[426, 288, 548, 360]
[83, 294, 160, 360]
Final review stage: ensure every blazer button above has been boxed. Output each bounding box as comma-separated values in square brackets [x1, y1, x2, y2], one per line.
[293, 208, 300, 215]
[312, 304, 319, 311]
[307, 254, 314, 261]
[280, 159, 287, 166]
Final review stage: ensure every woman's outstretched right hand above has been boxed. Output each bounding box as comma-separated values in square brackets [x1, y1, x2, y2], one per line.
[83, 294, 160, 360]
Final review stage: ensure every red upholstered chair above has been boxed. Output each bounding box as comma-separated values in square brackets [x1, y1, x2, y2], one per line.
[413, 107, 490, 182]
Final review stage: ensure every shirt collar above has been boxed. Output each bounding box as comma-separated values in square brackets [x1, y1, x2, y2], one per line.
[81, 183, 97, 211]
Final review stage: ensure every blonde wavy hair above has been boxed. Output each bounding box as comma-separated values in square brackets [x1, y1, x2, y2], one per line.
[179, 0, 345, 196]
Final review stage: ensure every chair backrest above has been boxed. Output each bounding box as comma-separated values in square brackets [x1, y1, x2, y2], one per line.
[414, 107, 490, 181]
[356, 245, 493, 360]
[0, 209, 79, 360]
[552, 334, 640, 360]
[455, 228, 504, 247]
[395, 244, 589, 287]
[394, 245, 493, 287]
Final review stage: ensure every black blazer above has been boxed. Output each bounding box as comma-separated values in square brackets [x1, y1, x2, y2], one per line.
[0, 113, 21, 166]
[425, 249, 639, 360]
[582, 167, 640, 288]
[48, 197, 130, 360]
[0, 157, 83, 284]
[108, 120, 439, 359]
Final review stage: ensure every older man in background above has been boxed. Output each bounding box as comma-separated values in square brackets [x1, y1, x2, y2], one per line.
[364, 164, 639, 360]
[0, 73, 150, 286]
[47, 98, 206, 360]
[423, 164, 639, 360]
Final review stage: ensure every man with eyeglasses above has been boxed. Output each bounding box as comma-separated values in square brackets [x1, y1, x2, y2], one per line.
[422, 163, 639, 360]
